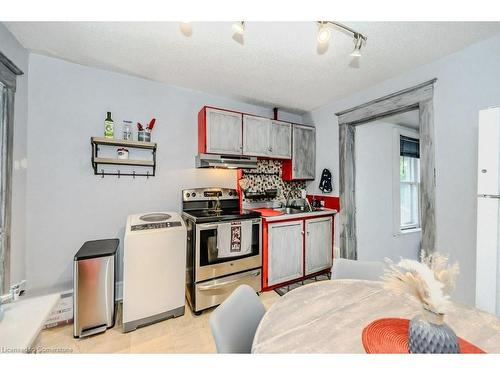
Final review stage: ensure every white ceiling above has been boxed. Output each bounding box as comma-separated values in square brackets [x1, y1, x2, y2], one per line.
[5, 22, 500, 112]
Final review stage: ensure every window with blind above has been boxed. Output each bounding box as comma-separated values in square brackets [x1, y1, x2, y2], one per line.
[400, 136, 421, 230]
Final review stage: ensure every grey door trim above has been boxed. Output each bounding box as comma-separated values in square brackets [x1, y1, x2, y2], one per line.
[0, 51, 23, 293]
[336, 79, 437, 260]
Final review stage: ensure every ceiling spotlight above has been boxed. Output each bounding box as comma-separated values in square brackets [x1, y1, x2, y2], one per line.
[317, 22, 331, 44]
[232, 21, 245, 35]
[350, 35, 364, 57]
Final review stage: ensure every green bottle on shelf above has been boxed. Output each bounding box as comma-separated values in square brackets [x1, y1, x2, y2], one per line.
[104, 111, 114, 138]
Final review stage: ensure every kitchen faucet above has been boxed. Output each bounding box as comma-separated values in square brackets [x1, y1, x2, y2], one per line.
[285, 188, 313, 212]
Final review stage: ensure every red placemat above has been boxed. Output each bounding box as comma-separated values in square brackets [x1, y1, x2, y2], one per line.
[362, 318, 485, 354]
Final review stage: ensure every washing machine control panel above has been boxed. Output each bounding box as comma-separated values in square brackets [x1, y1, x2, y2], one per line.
[131, 221, 182, 231]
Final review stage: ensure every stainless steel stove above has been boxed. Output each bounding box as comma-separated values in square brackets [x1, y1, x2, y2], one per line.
[182, 187, 262, 314]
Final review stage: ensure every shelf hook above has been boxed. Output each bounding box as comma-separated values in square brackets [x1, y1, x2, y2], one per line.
[101, 169, 104, 178]
[118, 170, 121, 179]
[133, 170, 136, 179]
[146, 170, 149, 179]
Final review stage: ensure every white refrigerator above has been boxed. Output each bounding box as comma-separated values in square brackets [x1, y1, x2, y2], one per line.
[476, 107, 500, 315]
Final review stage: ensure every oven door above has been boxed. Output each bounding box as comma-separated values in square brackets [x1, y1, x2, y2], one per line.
[195, 218, 261, 282]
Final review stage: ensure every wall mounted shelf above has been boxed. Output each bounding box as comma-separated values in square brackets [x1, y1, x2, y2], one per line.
[91, 137, 157, 178]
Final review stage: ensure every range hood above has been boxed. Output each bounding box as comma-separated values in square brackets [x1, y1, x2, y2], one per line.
[195, 154, 257, 169]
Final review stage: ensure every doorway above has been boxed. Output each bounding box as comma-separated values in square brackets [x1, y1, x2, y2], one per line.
[0, 52, 23, 293]
[336, 79, 437, 260]
[355, 110, 421, 261]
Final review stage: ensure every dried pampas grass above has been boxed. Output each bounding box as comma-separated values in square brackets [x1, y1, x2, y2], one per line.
[420, 250, 460, 294]
[382, 252, 459, 315]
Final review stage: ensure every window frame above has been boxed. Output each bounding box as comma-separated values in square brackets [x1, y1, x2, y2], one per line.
[392, 126, 421, 236]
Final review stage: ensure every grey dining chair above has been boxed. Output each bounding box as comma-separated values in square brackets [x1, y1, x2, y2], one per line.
[330, 258, 385, 281]
[209, 284, 266, 354]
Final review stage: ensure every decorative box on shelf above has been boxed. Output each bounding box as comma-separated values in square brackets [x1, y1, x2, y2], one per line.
[91, 137, 157, 178]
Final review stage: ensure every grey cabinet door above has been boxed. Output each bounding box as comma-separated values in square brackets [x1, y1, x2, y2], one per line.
[206, 108, 243, 155]
[305, 216, 333, 275]
[242, 115, 271, 157]
[292, 125, 316, 179]
[267, 220, 304, 286]
[270, 120, 292, 159]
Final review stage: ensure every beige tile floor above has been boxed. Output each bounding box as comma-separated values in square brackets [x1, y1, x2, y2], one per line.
[38, 291, 280, 354]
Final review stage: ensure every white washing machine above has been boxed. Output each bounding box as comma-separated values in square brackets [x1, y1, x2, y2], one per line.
[123, 212, 186, 332]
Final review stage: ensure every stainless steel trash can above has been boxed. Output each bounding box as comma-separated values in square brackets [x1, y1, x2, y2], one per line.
[73, 239, 118, 338]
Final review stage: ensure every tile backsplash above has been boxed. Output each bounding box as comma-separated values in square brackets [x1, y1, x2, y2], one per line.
[239, 160, 306, 206]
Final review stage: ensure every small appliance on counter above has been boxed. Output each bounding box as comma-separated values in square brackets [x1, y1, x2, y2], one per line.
[123, 212, 186, 332]
[182, 188, 262, 315]
[73, 239, 118, 338]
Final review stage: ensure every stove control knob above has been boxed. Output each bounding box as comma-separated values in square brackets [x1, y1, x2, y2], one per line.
[192, 192, 196, 197]
[186, 193, 191, 197]
[228, 191, 232, 196]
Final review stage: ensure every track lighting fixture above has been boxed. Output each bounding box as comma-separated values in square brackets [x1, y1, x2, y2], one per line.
[316, 21, 367, 58]
[178, 21, 366, 58]
[317, 22, 331, 44]
[350, 34, 364, 57]
[232, 21, 245, 35]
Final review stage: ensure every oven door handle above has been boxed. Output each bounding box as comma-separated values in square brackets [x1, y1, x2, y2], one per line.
[198, 270, 261, 291]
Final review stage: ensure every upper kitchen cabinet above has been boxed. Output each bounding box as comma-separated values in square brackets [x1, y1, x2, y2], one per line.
[269, 120, 292, 159]
[243, 115, 292, 159]
[283, 124, 316, 180]
[243, 115, 271, 156]
[198, 107, 243, 155]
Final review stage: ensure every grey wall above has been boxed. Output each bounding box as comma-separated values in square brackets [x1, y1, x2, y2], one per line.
[0, 24, 29, 287]
[26, 53, 303, 291]
[355, 121, 421, 262]
[305, 34, 500, 305]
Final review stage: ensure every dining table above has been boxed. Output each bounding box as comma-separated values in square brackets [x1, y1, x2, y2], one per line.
[252, 279, 500, 353]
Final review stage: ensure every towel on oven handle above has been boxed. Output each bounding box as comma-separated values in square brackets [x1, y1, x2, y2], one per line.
[217, 221, 253, 258]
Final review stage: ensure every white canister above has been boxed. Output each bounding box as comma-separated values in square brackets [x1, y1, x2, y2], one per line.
[117, 147, 129, 160]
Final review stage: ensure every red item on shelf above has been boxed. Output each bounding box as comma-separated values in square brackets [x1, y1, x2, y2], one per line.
[362, 318, 485, 354]
[147, 118, 156, 130]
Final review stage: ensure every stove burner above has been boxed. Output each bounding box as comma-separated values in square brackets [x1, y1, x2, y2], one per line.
[208, 209, 223, 216]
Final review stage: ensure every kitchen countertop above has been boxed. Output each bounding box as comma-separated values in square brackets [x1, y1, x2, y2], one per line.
[0, 293, 60, 353]
[259, 208, 337, 222]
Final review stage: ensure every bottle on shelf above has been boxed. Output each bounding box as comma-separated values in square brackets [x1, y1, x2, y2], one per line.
[122, 120, 132, 141]
[104, 112, 114, 138]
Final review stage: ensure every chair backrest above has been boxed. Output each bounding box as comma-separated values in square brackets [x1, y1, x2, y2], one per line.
[331, 258, 385, 282]
[209, 284, 266, 354]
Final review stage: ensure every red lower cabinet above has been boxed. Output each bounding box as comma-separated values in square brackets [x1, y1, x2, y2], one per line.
[262, 214, 334, 291]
